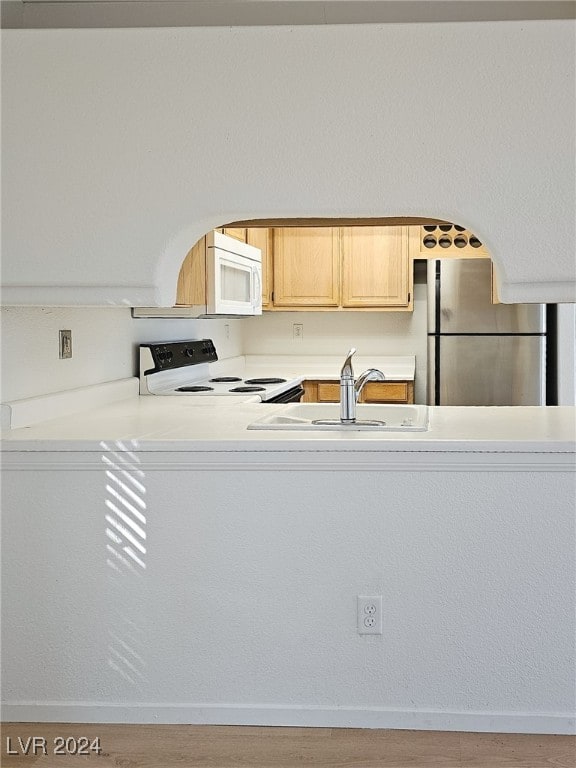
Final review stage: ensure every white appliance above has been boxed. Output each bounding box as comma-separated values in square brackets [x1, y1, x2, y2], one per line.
[139, 339, 304, 402]
[206, 231, 262, 316]
[133, 231, 262, 318]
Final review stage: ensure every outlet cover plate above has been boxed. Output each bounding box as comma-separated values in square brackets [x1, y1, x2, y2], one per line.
[357, 595, 382, 635]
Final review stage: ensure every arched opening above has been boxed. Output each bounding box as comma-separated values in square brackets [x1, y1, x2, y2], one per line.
[136, 217, 550, 407]
[171, 216, 497, 311]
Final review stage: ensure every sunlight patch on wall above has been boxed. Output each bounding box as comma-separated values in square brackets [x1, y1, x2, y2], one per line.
[101, 440, 148, 688]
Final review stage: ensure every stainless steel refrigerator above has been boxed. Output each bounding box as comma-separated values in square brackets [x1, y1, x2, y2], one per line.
[427, 260, 547, 405]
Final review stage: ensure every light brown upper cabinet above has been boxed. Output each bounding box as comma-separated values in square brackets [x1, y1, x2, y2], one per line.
[246, 228, 273, 308]
[272, 228, 341, 307]
[175, 224, 414, 312]
[222, 227, 247, 243]
[176, 236, 206, 307]
[271, 226, 412, 311]
[341, 226, 410, 308]
[409, 224, 488, 259]
[491, 261, 501, 305]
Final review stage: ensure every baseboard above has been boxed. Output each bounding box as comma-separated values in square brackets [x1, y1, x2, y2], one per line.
[2, 703, 574, 735]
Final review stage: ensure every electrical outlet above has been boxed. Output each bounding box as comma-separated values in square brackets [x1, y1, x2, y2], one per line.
[293, 323, 304, 340]
[59, 330, 72, 359]
[357, 595, 382, 635]
[224, 324, 230, 340]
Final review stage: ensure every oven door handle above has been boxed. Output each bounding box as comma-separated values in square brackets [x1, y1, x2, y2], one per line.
[264, 386, 305, 404]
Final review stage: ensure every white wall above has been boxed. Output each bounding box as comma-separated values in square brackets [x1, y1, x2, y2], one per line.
[2, 457, 574, 732]
[0, 307, 243, 402]
[244, 283, 428, 402]
[2, 21, 575, 306]
[0, 307, 134, 402]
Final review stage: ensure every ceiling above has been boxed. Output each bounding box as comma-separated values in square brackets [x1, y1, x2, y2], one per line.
[3, 0, 575, 29]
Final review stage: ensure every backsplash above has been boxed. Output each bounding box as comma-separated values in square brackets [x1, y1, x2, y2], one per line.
[3, 297, 573, 406]
[1, 286, 427, 403]
[1, 307, 134, 402]
[131, 316, 243, 371]
[242, 283, 428, 403]
[0, 307, 243, 403]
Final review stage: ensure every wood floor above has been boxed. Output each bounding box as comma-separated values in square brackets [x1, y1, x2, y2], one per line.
[1, 724, 574, 768]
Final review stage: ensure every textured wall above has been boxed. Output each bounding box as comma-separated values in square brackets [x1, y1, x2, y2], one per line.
[0, 307, 243, 401]
[2, 460, 574, 731]
[0, 307, 134, 401]
[1, 21, 575, 305]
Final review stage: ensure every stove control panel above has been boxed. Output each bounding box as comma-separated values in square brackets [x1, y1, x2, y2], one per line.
[140, 339, 218, 374]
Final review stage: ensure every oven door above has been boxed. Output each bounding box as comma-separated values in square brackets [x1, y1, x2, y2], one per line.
[207, 240, 262, 316]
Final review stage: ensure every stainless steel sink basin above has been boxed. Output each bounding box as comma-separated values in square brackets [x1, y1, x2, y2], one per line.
[248, 403, 429, 431]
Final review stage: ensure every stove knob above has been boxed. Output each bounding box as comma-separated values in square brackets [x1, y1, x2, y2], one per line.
[184, 348, 195, 358]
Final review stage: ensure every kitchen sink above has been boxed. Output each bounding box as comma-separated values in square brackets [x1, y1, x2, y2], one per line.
[247, 403, 429, 431]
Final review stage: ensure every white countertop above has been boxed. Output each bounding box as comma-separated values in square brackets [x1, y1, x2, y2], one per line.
[2, 394, 574, 455]
[2, 356, 574, 460]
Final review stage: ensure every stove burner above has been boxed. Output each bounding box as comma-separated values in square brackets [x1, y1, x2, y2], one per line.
[244, 378, 287, 385]
[209, 376, 242, 383]
[229, 386, 266, 393]
[176, 385, 214, 392]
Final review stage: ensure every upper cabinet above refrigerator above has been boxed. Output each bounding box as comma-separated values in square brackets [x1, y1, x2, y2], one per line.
[411, 224, 489, 259]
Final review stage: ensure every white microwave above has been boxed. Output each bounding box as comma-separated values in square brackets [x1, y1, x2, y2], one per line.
[206, 231, 262, 316]
[132, 231, 262, 318]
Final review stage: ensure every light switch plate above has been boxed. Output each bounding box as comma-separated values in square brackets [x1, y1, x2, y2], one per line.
[59, 330, 72, 359]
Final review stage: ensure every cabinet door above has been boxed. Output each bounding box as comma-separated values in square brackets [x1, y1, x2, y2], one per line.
[272, 228, 340, 307]
[317, 382, 340, 402]
[360, 381, 413, 404]
[341, 226, 409, 308]
[302, 381, 340, 402]
[246, 228, 273, 308]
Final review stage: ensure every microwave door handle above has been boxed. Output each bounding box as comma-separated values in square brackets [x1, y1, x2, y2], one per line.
[253, 267, 261, 309]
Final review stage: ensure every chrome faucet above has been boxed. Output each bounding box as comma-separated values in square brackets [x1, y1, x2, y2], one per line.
[340, 348, 385, 423]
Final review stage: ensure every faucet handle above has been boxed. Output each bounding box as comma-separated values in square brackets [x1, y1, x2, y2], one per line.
[341, 348, 356, 379]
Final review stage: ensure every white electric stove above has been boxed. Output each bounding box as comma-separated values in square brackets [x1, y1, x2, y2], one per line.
[139, 340, 304, 403]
